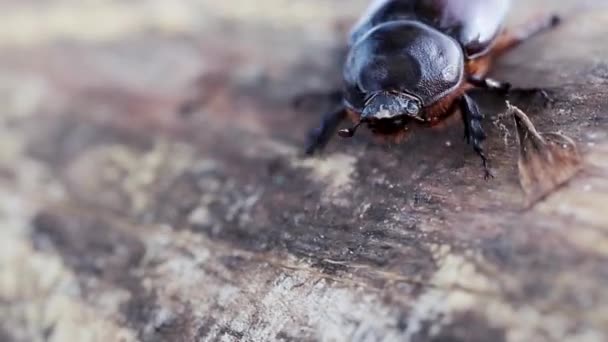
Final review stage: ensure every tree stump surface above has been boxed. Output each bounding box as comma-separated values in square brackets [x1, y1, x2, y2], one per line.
[1, 1, 607, 341]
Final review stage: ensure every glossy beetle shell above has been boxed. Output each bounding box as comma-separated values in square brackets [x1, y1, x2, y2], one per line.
[343, 21, 464, 108]
[350, 0, 511, 58]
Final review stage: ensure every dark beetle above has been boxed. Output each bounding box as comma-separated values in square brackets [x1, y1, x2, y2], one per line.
[305, 0, 560, 178]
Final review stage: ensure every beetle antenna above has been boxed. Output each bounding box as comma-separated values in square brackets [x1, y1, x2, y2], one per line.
[338, 119, 367, 138]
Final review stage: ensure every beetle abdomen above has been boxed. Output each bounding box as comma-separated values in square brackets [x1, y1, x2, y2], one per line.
[351, 0, 511, 58]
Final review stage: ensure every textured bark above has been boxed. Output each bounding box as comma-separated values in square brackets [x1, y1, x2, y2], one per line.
[1, 1, 607, 341]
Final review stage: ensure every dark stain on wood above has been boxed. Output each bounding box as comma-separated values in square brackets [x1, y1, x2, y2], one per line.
[2, 1, 608, 341]
[425, 312, 507, 342]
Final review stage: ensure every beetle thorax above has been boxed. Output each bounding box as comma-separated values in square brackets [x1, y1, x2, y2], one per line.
[343, 20, 465, 111]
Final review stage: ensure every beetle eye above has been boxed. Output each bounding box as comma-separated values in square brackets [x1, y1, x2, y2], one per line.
[405, 100, 420, 115]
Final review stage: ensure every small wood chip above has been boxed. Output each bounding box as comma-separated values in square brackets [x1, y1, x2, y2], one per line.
[508, 103, 583, 206]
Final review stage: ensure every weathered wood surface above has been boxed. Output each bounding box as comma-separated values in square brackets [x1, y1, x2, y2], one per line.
[1, 1, 608, 341]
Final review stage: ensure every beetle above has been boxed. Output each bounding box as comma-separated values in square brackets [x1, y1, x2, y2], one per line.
[304, 0, 560, 178]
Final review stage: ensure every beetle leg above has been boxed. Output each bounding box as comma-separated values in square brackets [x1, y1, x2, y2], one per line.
[493, 14, 561, 56]
[305, 106, 347, 155]
[468, 76, 511, 93]
[469, 76, 552, 105]
[460, 94, 493, 179]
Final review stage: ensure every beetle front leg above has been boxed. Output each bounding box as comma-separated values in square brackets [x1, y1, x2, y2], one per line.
[460, 94, 493, 179]
[468, 76, 511, 93]
[305, 106, 347, 155]
[470, 75, 554, 106]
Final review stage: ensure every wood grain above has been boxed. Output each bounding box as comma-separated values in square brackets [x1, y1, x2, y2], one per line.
[0, 1, 607, 341]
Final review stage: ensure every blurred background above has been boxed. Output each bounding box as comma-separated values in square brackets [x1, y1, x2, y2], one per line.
[1, 1, 608, 342]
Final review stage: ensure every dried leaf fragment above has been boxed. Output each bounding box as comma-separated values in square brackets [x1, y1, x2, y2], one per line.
[508, 103, 582, 205]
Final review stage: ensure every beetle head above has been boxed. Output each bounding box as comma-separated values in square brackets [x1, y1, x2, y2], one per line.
[339, 91, 423, 138]
[362, 91, 422, 120]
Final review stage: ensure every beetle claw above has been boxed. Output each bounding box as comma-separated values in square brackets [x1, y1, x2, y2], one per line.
[484, 170, 495, 180]
[548, 14, 562, 29]
[338, 128, 355, 138]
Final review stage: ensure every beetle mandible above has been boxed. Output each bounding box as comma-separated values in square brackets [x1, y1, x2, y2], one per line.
[304, 0, 560, 178]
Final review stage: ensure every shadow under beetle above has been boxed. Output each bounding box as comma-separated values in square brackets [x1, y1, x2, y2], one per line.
[304, 0, 560, 179]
